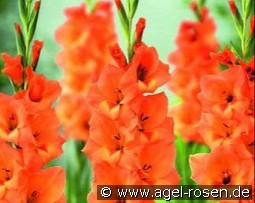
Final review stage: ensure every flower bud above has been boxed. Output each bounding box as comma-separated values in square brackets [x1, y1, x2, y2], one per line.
[32, 40, 44, 68]
[228, 0, 237, 15]
[250, 16, 255, 35]
[34, 0, 41, 13]
[14, 23, 22, 35]
[114, 0, 121, 10]
[109, 43, 127, 68]
[190, 1, 198, 12]
[135, 18, 146, 43]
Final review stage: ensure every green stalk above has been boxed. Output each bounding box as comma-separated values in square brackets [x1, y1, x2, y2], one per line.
[241, 0, 247, 61]
[17, 0, 41, 90]
[127, 0, 133, 62]
[65, 140, 91, 203]
[115, 0, 140, 62]
[197, 0, 206, 8]
[84, 0, 96, 13]
[230, 0, 253, 62]
[174, 135, 193, 203]
[192, 0, 207, 21]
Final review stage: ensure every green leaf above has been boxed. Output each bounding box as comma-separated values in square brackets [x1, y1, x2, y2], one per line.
[246, 36, 255, 59]
[130, 0, 139, 19]
[14, 24, 26, 56]
[175, 135, 194, 186]
[245, 0, 253, 19]
[229, 41, 241, 58]
[175, 134, 210, 186]
[65, 140, 92, 203]
[18, 0, 27, 27]
[84, 0, 96, 13]
[232, 16, 243, 39]
[197, 0, 206, 9]
[116, 1, 130, 42]
[28, 6, 40, 46]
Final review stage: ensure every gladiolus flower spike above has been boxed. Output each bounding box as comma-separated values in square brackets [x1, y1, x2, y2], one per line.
[189, 1, 255, 202]
[83, 0, 180, 201]
[0, 0, 66, 202]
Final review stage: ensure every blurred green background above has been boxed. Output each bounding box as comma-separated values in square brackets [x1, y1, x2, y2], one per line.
[0, 0, 237, 203]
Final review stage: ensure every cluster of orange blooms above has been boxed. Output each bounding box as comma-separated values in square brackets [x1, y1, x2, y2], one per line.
[190, 48, 254, 202]
[55, 2, 116, 141]
[169, 2, 254, 202]
[168, 5, 220, 143]
[83, 13, 180, 201]
[0, 43, 65, 201]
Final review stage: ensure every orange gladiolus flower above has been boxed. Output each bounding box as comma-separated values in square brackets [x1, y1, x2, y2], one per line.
[27, 68, 61, 106]
[129, 141, 180, 185]
[84, 49, 178, 201]
[198, 66, 246, 116]
[190, 145, 254, 186]
[1, 4, 66, 201]
[168, 69, 201, 100]
[55, 1, 116, 141]
[170, 8, 218, 60]
[22, 110, 64, 171]
[1, 53, 23, 86]
[13, 67, 61, 111]
[239, 56, 254, 87]
[57, 95, 91, 141]
[83, 113, 143, 166]
[211, 46, 237, 65]
[26, 167, 66, 203]
[0, 51, 65, 201]
[197, 51, 254, 155]
[168, 7, 220, 142]
[87, 64, 126, 119]
[121, 44, 170, 97]
[81, 2, 179, 198]
[128, 93, 168, 132]
[55, 1, 116, 92]
[197, 113, 253, 150]
[169, 100, 204, 143]
[0, 142, 26, 201]
[88, 162, 135, 203]
[0, 93, 33, 149]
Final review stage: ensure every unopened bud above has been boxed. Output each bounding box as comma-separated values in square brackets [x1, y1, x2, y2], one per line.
[135, 18, 146, 43]
[210, 46, 237, 66]
[190, 1, 198, 12]
[32, 40, 44, 68]
[34, 0, 41, 12]
[228, 0, 237, 15]
[250, 16, 255, 35]
[109, 43, 127, 68]
[14, 23, 22, 35]
[114, 0, 121, 10]
[14, 22, 25, 56]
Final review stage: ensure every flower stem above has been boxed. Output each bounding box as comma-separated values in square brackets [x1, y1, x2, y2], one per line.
[84, 0, 96, 13]
[17, 0, 41, 90]
[127, 0, 133, 62]
[230, 0, 253, 62]
[114, 0, 140, 62]
[241, 0, 247, 61]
